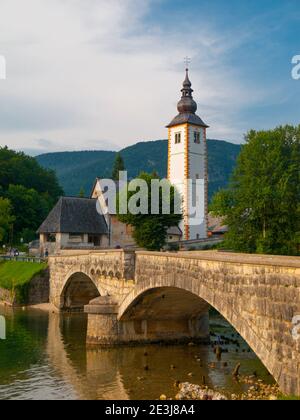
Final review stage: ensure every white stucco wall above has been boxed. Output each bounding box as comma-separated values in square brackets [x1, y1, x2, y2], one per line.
[168, 125, 207, 240]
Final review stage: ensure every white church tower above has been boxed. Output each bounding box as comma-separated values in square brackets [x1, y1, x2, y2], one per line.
[167, 68, 209, 241]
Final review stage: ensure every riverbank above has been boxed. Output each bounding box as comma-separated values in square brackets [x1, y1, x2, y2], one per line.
[0, 261, 49, 306]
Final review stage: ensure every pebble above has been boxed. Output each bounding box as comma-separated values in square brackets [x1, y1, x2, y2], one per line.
[175, 383, 227, 401]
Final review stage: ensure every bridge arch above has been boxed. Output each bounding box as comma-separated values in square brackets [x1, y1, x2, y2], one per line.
[119, 286, 210, 340]
[49, 250, 300, 395]
[61, 272, 101, 311]
[119, 281, 280, 390]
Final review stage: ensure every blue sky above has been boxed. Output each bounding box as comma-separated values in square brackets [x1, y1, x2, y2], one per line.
[0, 0, 299, 154]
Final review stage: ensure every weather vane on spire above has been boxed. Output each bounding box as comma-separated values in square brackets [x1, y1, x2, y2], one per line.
[184, 56, 191, 70]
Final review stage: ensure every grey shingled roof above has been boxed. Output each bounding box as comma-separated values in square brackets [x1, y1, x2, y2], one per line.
[167, 113, 209, 128]
[167, 226, 183, 236]
[38, 197, 108, 235]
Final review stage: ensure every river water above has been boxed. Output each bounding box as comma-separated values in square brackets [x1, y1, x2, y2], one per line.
[0, 306, 274, 400]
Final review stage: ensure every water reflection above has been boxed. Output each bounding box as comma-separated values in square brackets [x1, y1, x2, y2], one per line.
[0, 306, 274, 400]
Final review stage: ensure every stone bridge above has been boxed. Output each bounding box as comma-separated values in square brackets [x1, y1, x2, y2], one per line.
[48, 250, 300, 396]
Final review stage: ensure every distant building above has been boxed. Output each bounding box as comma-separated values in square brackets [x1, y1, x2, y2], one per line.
[38, 197, 109, 254]
[37, 68, 212, 254]
[90, 178, 136, 249]
[207, 214, 228, 237]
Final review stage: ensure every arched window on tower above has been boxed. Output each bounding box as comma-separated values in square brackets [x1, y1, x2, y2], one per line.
[194, 132, 200, 144]
[175, 132, 181, 144]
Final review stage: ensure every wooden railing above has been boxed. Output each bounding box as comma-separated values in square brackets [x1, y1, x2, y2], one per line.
[0, 255, 46, 264]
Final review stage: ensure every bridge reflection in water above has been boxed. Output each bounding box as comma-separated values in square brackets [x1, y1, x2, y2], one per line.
[45, 311, 275, 400]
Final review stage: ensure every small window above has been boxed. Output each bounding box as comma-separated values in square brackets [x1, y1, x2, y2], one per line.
[196, 174, 200, 179]
[46, 234, 56, 243]
[194, 132, 201, 144]
[175, 132, 181, 144]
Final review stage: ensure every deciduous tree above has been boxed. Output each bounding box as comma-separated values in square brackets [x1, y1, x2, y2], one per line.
[117, 173, 182, 250]
[0, 198, 15, 243]
[210, 125, 300, 255]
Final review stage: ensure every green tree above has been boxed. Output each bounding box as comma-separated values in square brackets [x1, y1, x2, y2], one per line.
[6, 185, 50, 243]
[210, 125, 300, 255]
[0, 147, 63, 203]
[209, 189, 234, 216]
[78, 187, 85, 198]
[116, 172, 182, 251]
[112, 153, 125, 180]
[0, 147, 63, 243]
[0, 198, 15, 243]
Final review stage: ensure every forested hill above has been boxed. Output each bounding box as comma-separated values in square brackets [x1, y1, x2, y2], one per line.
[36, 139, 242, 200]
[0, 147, 63, 243]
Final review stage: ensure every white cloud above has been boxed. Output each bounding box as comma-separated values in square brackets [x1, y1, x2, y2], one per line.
[0, 0, 281, 153]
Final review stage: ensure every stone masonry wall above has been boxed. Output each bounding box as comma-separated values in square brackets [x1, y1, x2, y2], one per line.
[48, 250, 135, 309]
[124, 252, 300, 396]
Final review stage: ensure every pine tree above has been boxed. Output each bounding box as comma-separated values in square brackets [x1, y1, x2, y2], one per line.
[112, 153, 125, 180]
[78, 187, 85, 198]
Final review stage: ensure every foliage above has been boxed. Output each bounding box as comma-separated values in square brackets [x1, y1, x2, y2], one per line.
[0, 261, 48, 303]
[36, 139, 241, 200]
[277, 394, 300, 401]
[0, 147, 62, 199]
[209, 189, 234, 216]
[112, 153, 125, 180]
[117, 172, 182, 250]
[5, 185, 50, 242]
[0, 147, 63, 243]
[210, 126, 300, 255]
[78, 187, 85, 198]
[0, 198, 15, 243]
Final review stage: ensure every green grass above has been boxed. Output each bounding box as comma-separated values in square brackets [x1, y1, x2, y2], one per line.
[278, 394, 300, 401]
[0, 261, 47, 303]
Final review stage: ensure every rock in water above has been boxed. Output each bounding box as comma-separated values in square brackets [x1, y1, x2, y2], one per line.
[176, 383, 227, 401]
[232, 363, 241, 378]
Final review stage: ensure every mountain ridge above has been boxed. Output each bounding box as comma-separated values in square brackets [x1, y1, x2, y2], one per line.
[36, 139, 242, 200]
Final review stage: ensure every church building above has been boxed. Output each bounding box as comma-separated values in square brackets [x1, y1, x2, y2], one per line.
[37, 69, 208, 254]
[167, 68, 208, 241]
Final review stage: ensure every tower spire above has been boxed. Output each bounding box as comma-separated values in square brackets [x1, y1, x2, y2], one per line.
[177, 67, 197, 114]
[184, 56, 191, 70]
[166, 65, 209, 128]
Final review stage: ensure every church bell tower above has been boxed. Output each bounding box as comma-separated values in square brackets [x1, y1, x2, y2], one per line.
[167, 68, 209, 241]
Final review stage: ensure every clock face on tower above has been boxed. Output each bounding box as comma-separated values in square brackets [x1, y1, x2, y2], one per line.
[167, 69, 209, 241]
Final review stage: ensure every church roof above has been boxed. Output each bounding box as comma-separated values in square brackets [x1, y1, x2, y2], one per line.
[37, 196, 108, 235]
[167, 226, 182, 236]
[167, 69, 209, 129]
[167, 113, 209, 128]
